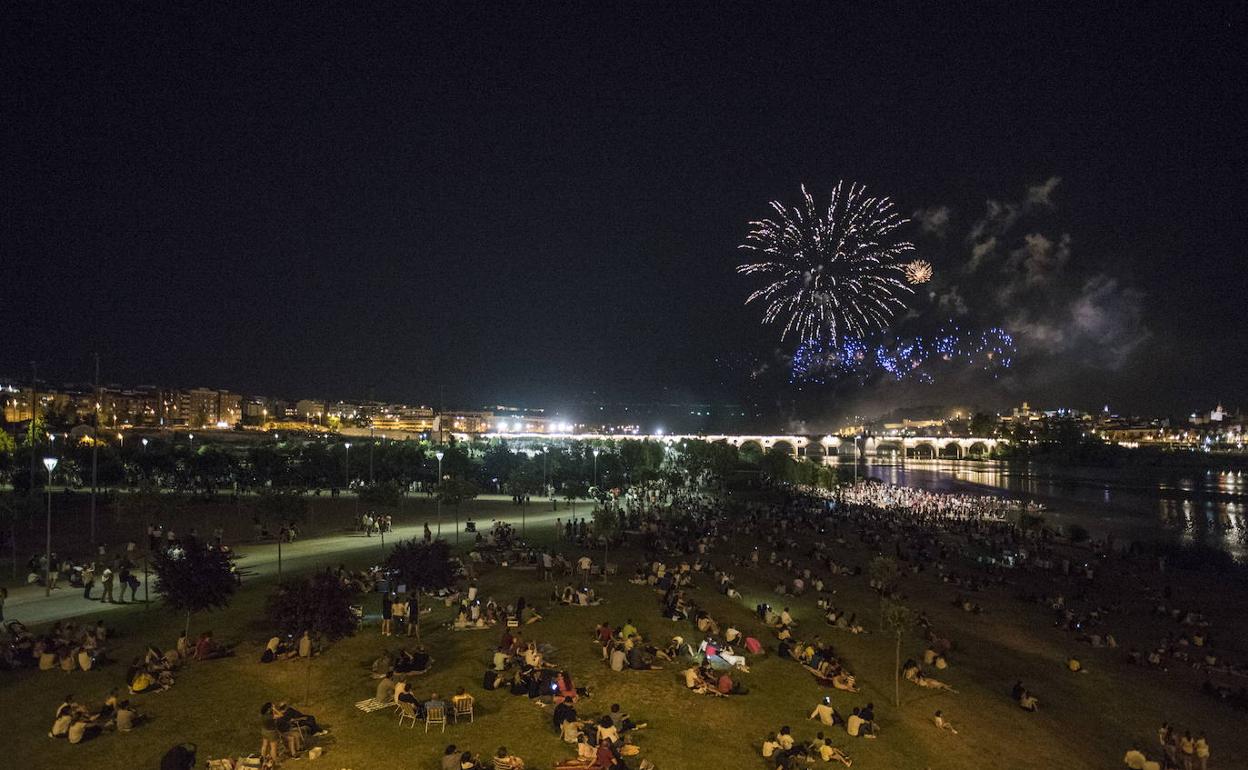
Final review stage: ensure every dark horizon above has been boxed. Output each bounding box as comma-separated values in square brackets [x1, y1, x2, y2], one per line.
[4, 3, 1245, 420]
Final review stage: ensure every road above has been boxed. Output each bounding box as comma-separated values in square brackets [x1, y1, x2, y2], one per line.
[2, 496, 575, 627]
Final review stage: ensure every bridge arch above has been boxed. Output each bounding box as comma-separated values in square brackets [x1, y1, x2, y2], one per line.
[772, 439, 798, 457]
[938, 442, 963, 459]
[966, 441, 991, 459]
[873, 441, 904, 459]
[908, 442, 938, 459]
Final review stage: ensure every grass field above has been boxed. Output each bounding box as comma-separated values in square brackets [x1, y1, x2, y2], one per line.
[5, 500, 1246, 770]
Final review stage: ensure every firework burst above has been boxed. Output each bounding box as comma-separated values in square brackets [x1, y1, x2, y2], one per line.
[737, 182, 915, 344]
[904, 259, 933, 284]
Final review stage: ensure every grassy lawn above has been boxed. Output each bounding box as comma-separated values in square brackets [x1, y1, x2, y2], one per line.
[5, 509, 1246, 770]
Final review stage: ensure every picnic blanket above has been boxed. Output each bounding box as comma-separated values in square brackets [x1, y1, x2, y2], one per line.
[354, 698, 391, 713]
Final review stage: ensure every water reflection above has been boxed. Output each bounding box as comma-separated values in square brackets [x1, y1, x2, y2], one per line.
[847, 459, 1248, 561]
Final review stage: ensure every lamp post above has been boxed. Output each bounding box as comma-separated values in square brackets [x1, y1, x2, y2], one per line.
[435, 450, 444, 538]
[592, 448, 600, 488]
[368, 425, 375, 484]
[43, 457, 58, 597]
[344, 443, 352, 489]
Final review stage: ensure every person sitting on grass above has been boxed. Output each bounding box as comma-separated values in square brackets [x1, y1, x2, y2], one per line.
[595, 716, 620, 747]
[442, 745, 462, 770]
[818, 737, 853, 766]
[376, 670, 397, 704]
[491, 745, 525, 770]
[810, 696, 845, 727]
[1066, 655, 1086, 673]
[1018, 688, 1039, 712]
[260, 635, 297, 663]
[902, 659, 957, 693]
[762, 732, 782, 759]
[193, 631, 231, 661]
[67, 713, 102, 744]
[932, 710, 958, 735]
[608, 703, 646, 733]
[682, 665, 714, 695]
[113, 700, 142, 733]
[551, 734, 596, 768]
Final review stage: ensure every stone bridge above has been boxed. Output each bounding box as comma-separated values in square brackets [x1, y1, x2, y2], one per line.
[482, 432, 1004, 460]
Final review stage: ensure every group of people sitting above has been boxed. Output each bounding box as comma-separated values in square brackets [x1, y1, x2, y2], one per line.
[901, 658, 957, 693]
[551, 699, 648, 769]
[556, 584, 602, 607]
[762, 724, 852, 768]
[259, 630, 312, 663]
[127, 630, 231, 694]
[440, 743, 527, 770]
[48, 691, 144, 744]
[26, 619, 112, 673]
[595, 620, 665, 672]
[258, 700, 327, 763]
[453, 595, 542, 630]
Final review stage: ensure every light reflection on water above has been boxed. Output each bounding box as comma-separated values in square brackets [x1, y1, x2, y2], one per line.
[847, 460, 1248, 561]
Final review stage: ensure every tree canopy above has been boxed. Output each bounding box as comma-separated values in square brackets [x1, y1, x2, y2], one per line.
[384, 538, 457, 592]
[151, 536, 238, 619]
[266, 569, 358, 641]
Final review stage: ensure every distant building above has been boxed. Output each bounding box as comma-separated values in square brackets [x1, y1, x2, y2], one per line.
[176, 388, 242, 428]
[295, 399, 326, 424]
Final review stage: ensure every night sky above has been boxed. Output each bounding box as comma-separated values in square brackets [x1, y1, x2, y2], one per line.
[3, 3, 1245, 419]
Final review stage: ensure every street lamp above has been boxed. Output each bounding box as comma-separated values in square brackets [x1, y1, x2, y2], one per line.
[43, 457, 58, 597]
[435, 450, 444, 538]
[141, 437, 149, 449]
[368, 425, 375, 484]
[344, 443, 352, 489]
[593, 448, 600, 488]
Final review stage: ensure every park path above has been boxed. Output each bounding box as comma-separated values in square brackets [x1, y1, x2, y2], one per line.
[2, 496, 576, 627]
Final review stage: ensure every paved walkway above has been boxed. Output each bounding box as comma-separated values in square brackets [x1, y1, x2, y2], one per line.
[2, 501, 574, 627]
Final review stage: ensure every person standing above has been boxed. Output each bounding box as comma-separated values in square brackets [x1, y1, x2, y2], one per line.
[100, 567, 115, 603]
[82, 563, 96, 600]
[381, 592, 393, 636]
[407, 592, 420, 638]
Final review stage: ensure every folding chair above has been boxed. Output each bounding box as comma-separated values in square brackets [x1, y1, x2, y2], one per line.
[397, 700, 418, 728]
[452, 697, 474, 724]
[424, 704, 446, 733]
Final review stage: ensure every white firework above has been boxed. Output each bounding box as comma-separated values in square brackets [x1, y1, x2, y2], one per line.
[737, 182, 914, 344]
[904, 259, 933, 284]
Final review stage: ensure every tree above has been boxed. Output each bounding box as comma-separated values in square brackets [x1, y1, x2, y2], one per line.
[385, 539, 457, 592]
[591, 506, 621, 583]
[969, 412, 998, 438]
[868, 555, 901, 596]
[266, 569, 358, 642]
[563, 480, 589, 519]
[151, 536, 238, 636]
[436, 478, 479, 544]
[357, 481, 403, 511]
[254, 488, 308, 578]
[881, 599, 917, 707]
[0, 494, 39, 578]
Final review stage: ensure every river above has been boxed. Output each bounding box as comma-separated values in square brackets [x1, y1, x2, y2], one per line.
[845, 459, 1248, 561]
